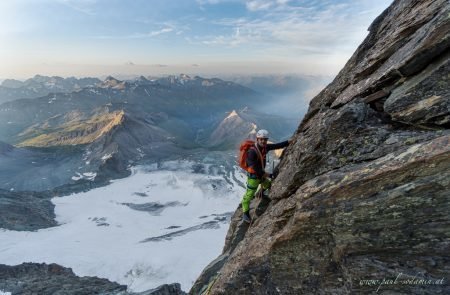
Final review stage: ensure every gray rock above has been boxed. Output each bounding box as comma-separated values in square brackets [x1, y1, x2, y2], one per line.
[136, 283, 186, 295]
[121, 201, 186, 215]
[0, 189, 56, 231]
[0, 263, 187, 295]
[0, 263, 127, 295]
[385, 55, 450, 126]
[140, 220, 225, 243]
[194, 0, 450, 294]
[189, 254, 229, 295]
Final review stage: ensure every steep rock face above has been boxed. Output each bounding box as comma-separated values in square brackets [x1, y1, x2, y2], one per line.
[193, 0, 450, 294]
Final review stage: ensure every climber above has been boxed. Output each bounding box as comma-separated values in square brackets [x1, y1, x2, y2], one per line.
[240, 129, 291, 223]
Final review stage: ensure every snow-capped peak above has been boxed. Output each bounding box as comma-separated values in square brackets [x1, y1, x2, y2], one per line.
[225, 110, 239, 120]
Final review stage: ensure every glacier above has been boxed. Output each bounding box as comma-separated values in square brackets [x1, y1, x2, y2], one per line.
[0, 162, 246, 292]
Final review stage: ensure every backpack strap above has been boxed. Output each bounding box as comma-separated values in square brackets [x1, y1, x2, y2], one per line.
[253, 143, 265, 170]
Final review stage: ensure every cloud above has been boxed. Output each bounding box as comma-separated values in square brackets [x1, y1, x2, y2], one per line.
[198, 1, 390, 55]
[57, 0, 98, 15]
[202, 26, 264, 47]
[197, 0, 289, 8]
[148, 27, 174, 37]
[246, 0, 273, 11]
[92, 27, 174, 39]
[196, 0, 289, 11]
[196, 0, 239, 4]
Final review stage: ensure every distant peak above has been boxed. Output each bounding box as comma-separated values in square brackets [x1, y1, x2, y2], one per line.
[179, 73, 191, 80]
[225, 110, 239, 120]
[104, 76, 119, 82]
[99, 76, 126, 89]
[134, 76, 150, 84]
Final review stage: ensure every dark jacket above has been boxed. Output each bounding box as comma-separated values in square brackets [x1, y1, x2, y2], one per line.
[246, 140, 289, 179]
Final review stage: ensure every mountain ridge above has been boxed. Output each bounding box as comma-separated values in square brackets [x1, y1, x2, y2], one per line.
[191, 0, 450, 293]
[0, 75, 101, 104]
[16, 110, 126, 147]
[0, 73, 298, 193]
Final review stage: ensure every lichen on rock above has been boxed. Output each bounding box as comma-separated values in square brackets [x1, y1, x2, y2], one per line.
[192, 0, 450, 294]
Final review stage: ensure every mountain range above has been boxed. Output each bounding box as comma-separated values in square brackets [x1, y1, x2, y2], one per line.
[1, 0, 448, 294]
[0, 75, 101, 104]
[0, 74, 296, 191]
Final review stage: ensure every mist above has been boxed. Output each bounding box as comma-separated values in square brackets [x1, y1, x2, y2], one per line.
[225, 74, 331, 122]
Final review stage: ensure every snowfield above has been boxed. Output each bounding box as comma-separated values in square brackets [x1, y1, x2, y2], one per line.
[0, 162, 246, 292]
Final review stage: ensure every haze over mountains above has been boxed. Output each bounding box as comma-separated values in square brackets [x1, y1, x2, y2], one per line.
[0, 75, 101, 104]
[0, 72, 312, 293]
[225, 74, 331, 117]
[0, 74, 314, 192]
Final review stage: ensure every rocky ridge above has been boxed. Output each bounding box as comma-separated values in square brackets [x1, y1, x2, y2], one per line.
[192, 0, 450, 294]
[0, 263, 186, 295]
[0, 107, 180, 192]
[16, 110, 126, 147]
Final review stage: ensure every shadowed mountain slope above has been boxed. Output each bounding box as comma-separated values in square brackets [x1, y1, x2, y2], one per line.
[0, 75, 297, 191]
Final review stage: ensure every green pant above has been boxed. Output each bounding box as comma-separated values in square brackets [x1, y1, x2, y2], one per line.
[241, 177, 271, 213]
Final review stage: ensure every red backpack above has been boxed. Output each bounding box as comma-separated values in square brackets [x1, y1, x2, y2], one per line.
[238, 140, 264, 174]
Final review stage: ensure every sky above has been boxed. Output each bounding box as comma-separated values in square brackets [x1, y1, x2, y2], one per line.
[0, 0, 392, 79]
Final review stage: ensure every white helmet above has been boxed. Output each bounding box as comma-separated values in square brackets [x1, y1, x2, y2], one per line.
[256, 129, 269, 139]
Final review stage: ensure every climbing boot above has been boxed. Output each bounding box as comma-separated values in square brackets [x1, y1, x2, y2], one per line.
[262, 189, 271, 201]
[242, 211, 252, 224]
